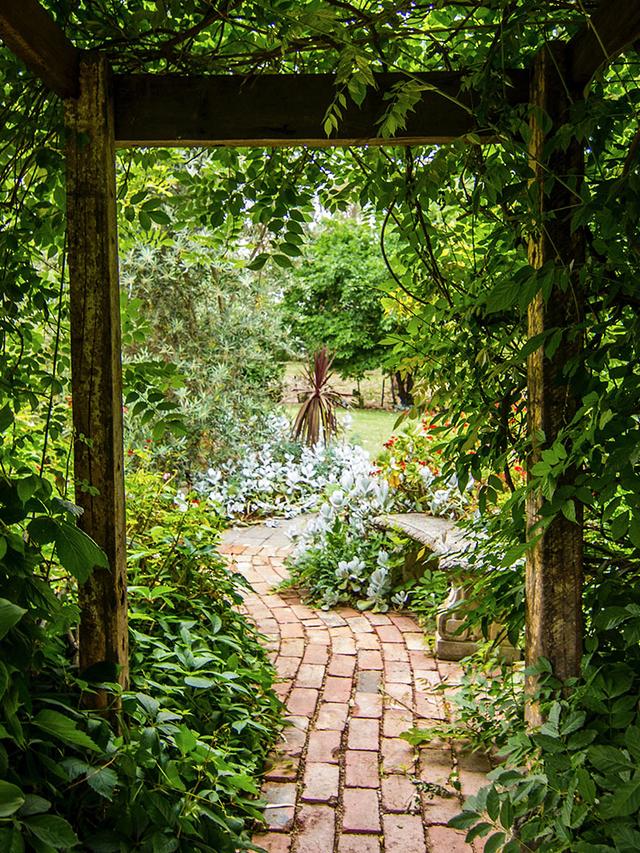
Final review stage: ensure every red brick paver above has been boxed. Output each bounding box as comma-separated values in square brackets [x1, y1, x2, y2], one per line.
[221, 521, 486, 853]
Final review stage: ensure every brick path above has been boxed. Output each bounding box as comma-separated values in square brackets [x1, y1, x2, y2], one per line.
[220, 520, 488, 853]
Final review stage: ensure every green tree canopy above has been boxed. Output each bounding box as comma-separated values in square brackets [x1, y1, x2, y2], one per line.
[283, 216, 394, 379]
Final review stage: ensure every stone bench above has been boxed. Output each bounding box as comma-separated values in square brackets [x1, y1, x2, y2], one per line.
[374, 512, 519, 662]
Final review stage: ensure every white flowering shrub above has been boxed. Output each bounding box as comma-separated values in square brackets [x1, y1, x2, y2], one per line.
[195, 415, 372, 521]
[287, 424, 478, 611]
[287, 466, 412, 611]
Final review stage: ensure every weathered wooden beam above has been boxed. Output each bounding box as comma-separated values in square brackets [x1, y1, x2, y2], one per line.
[113, 71, 529, 148]
[525, 43, 585, 724]
[569, 0, 640, 87]
[0, 0, 79, 97]
[65, 54, 128, 705]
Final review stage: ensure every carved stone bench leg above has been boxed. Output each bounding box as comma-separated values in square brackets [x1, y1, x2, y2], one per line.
[435, 581, 520, 662]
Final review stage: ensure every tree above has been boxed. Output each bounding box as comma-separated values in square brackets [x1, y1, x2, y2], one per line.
[120, 231, 290, 465]
[282, 216, 395, 380]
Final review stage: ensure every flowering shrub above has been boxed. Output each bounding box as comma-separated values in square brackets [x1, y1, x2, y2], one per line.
[287, 419, 480, 611]
[287, 467, 412, 611]
[195, 415, 372, 520]
[376, 420, 475, 518]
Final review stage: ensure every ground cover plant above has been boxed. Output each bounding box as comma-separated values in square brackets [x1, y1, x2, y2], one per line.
[0, 464, 281, 852]
[195, 413, 373, 521]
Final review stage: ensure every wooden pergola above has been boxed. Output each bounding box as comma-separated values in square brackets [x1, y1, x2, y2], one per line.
[2, 0, 639, 716]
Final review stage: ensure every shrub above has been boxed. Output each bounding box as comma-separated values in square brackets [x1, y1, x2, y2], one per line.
[0, 469, 281, 852]
[195, 414, 372, 521]
[286, 419, 475, 612]
[375, 419, 475, 518]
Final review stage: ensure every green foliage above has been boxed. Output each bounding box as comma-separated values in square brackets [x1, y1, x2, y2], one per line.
[402, 652, 524, 755]
[3, 6, 640, 852]
[110, 470, 282, 851]
[120, 234, 289, 468]
[282, 216, 395, 379]
[286, 424, 469, 612]
[414, 571, 640, 852]
[0, 466, 281, 851]
[375, 420, 475, 517]
[289, 516, 409, 612]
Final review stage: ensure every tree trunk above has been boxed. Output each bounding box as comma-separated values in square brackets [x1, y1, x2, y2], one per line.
[394, 371, 414, 407]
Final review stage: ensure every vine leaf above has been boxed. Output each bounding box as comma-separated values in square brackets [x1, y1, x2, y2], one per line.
[0, 598, 27, 640]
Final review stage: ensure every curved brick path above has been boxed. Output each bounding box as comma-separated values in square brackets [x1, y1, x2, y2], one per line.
[220, 520, 488, 853]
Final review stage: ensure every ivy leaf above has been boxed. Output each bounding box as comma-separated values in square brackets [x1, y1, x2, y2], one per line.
[485, 280, 518, 314]
[610, 512, 630, 541]
[486, 786, 501, 821]
[24, 814, 79, 849]
[625, 726, 640, 761]
[272, 253, 293, 269]
[629, 514, 640, 549]
[61, 758, 90, 782]
[18, 795, 52, 817]
[87, 766, 118, 801]
[184, 676, 215, 689]
[174, 725, 198, 755]
[149, 832, 179, 853]
[136, 693, 160, 719]
[0, 827, 24, 853]
[0, 404, 14, 433]
[484, 832, 506, 853]
[246, 253, 268, 271]
[465, 821, 494, 841]
[0, 780, 25, 817]
[561, 500, 577, 523]
[0, 661, 9, 700]
[575, 769, 596, 804]
[53, 521, 108, 583]
[28, 518, 107, 582]
[599, 779, 640, 818]
[280, 242, 302, 258]
[0, 598, 27, 640]
[32, 710, 100, 753]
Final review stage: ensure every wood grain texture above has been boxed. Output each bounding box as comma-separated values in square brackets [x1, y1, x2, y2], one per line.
[525, 44, 585, 724]
[0, 0, 79, 97]
[65, 54, 128, 704]
[113, 71, 529, 148]
[569, 0, 640, 87]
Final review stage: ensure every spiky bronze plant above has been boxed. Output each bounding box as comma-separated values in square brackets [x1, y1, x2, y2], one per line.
[292, 347, 342, 446]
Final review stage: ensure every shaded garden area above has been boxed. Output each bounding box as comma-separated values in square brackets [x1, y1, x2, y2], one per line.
[2, 1, 640, 851]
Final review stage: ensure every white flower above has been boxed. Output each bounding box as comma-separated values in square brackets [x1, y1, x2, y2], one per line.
[329, 489, 345, 508]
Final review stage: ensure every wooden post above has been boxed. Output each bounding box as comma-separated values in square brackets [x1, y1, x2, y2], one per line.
[525, 43, 585, 723]
[65, 54, 128, 702]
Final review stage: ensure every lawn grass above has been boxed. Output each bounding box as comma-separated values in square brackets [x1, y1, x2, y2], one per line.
[282, 404, 400, 457]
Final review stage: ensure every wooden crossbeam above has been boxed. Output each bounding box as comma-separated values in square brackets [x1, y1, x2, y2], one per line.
[0, 0, 79, 97]
[113, 71, 529, 148]
[569, 0, 640, 87]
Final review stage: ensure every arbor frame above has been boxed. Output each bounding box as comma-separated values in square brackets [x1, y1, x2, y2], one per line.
[2, 0, 639, 707]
